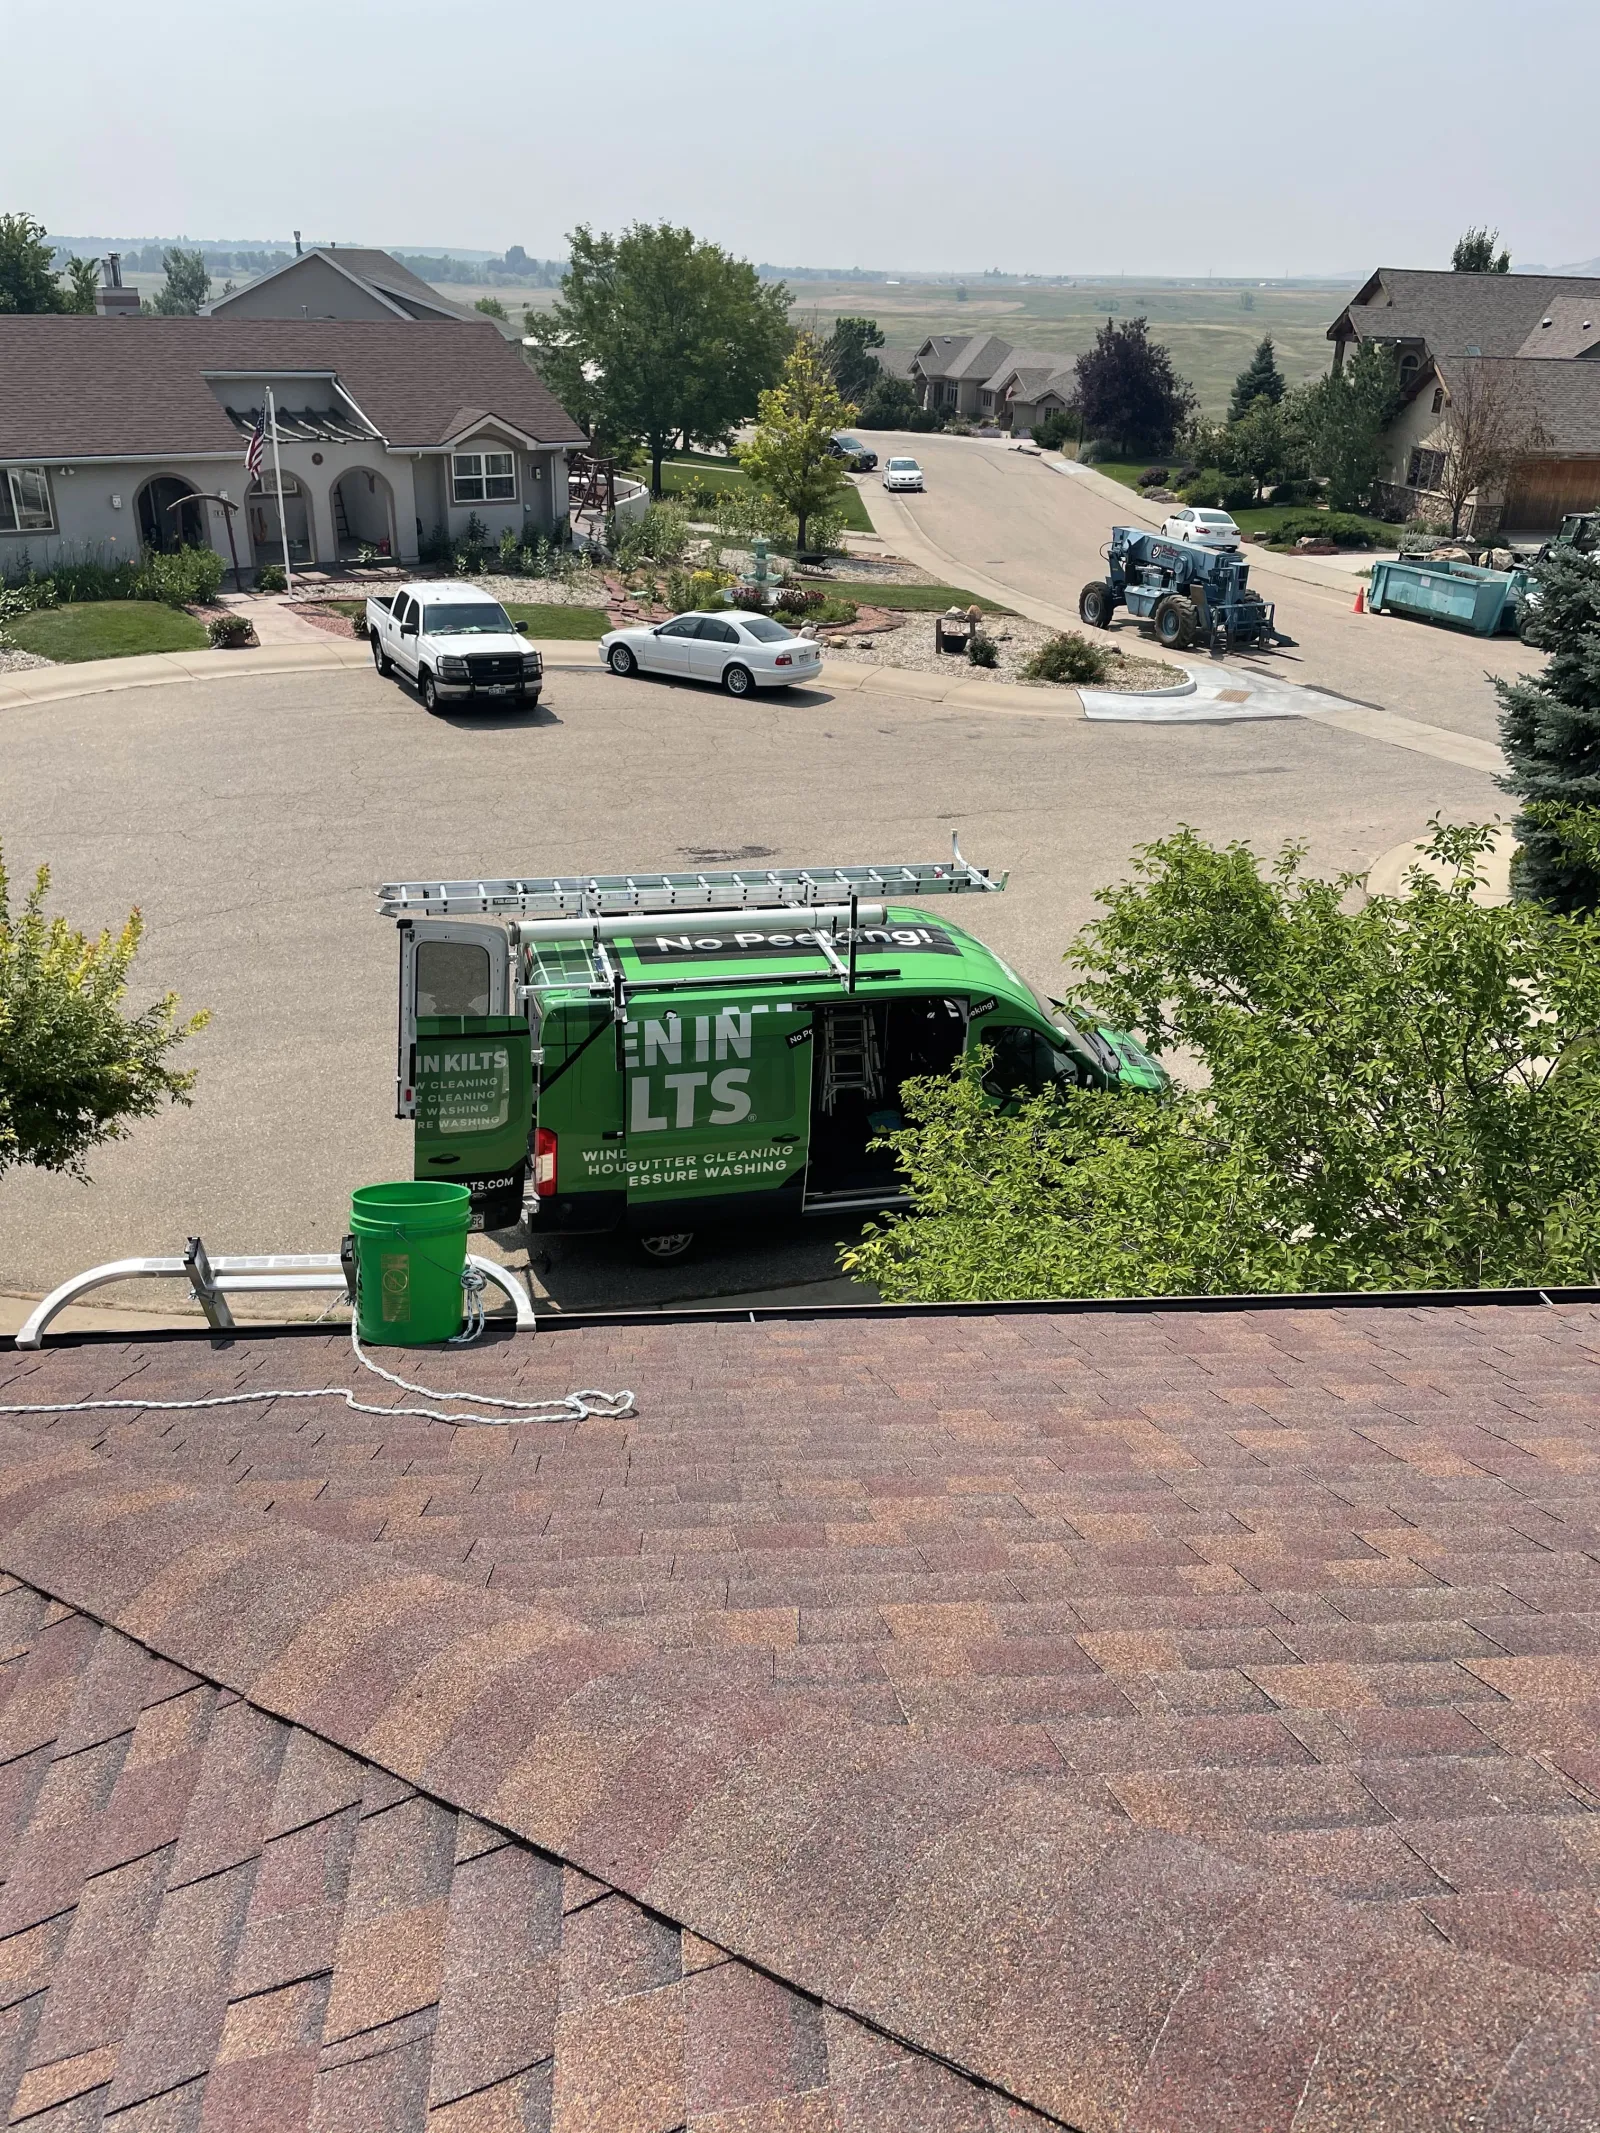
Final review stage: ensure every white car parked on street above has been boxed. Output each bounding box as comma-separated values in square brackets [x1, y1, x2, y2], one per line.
[883, 457, 925, 492]
[1161, 507, 1241, 551]
[600, 610, 823, 695]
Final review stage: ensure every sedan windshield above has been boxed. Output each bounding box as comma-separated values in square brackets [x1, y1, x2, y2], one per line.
[738, 616, 793, 642]
[1196, 513, 1235, 526]
[422, 603, 514, 635]
[887, 458, 919, 470]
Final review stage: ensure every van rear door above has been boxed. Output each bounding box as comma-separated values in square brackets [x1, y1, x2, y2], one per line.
[402, 923, 531, 1230]
[622, 992, 812, 1222]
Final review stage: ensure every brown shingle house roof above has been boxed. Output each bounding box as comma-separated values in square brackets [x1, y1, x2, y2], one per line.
[0, 317, 585, 462]
[2, 1296, 1599, 2128]
[1331, 265, 1600, 359]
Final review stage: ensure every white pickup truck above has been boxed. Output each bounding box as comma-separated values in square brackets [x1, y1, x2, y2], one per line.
[366, 582, 543, 712]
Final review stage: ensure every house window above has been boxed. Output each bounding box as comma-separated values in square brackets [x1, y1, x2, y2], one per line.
[1407, 448, 1446, 492]
[1432, 387, 1445, 414]
[0, 465, 55, 534]
[451, 450, 516, 503]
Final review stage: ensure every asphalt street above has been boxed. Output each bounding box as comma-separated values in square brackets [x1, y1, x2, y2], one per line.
[858, 433, 1536, 745]
[3, 648, 1501, 1318]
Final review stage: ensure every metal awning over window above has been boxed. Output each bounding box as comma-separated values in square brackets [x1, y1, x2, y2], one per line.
[226, 404, 377, 443]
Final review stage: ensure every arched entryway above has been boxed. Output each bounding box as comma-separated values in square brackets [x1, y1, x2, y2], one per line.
[331, 466, 397, 562]
[136, 475, 205, 554]
[247, 472, 314, 567]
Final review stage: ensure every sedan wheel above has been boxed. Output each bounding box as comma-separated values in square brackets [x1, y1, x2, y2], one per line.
[608, 644, 637, 677]
[723, 663, 754, 698]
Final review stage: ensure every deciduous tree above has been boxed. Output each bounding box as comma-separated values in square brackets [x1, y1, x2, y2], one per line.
[738, 335, 854, 556]
[821, 316, 884, 403]
[0, 213, 70, 313]
[1293, 342, 1400, 510]
[1436, 358, 1551, 536]
[1071, 318, 1195, 456]
[147, 246, 211, 315]
[845, 824, 1600, 1301]
[532, 224, 791, 495]
[1453, 226, 1511, 273]
[0, 849, 208, 1180]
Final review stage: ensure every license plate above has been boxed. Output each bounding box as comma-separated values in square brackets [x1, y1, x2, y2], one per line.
[481, 684, 509, 695]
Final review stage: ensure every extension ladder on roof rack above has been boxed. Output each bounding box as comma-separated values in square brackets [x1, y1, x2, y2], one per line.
[379, 835, 1007, 920]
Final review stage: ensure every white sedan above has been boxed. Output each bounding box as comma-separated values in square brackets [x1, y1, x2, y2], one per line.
[1162, 507, 1241, 551]
[600, 610, 823, 696]
[883, 457, 925, 492]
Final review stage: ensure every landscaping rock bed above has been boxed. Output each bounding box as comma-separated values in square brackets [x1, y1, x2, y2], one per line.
[0, 645, 53, 674]
[822, 612, 1177, 692]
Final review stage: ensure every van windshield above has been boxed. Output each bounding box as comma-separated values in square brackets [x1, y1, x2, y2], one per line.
[423, 603, 514, 635]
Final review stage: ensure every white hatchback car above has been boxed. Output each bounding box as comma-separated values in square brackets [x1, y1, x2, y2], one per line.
[600, 610, 823, 696]
[1162, 507, 1241, 551]
[883, 457, 925, 492]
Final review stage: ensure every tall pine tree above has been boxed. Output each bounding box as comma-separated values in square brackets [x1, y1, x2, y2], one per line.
[1496, 549, 1600, 910]
[1228, 337, 1286, 423]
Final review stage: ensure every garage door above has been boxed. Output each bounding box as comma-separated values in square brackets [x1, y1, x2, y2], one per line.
[1502, 457, 1600, 530]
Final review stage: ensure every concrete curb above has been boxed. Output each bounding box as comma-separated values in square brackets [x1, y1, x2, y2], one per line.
[0, 637, 608, 713]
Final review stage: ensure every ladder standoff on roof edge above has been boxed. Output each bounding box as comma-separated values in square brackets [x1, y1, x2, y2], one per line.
[379, 836, 1007, 921]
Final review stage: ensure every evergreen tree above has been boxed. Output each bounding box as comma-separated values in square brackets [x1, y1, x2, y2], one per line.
[1496, 549, 1600, 911]
[1227, 336, 1285, 423]
[1452, 226, 1511, 273]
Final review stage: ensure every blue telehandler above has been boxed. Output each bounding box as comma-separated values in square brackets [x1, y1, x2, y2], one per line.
[1078, 526, 1284, 655]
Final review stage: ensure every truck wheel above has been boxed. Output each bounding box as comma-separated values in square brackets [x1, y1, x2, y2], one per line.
[519, 690, 541, 710]
[1079, 581, 1115, 629]
[723, 663, 754, 697]
[1154, 596, 1197, 650]
[420, 670, 441, 714]
[370, 631, 392, 677]
[635, 1231, 694, 1263]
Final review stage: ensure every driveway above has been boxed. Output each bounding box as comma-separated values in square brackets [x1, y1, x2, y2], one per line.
[2, 652, 1500, 1320]
[858, 434, 1537, 745]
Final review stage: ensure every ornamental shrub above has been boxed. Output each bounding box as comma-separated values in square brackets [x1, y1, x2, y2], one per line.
[130, 545, 225, 608]
[255, 563, 286, 592]
[1137, 467, 1169, 489]
[1021, 632, 1109, 685]
[1266, 510, 1380, 549]
[967, 631, 999, 668]
[206, 613, 255, 648]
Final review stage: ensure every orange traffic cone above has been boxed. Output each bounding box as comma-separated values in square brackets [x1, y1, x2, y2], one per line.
[1353, 585, 1366, 614]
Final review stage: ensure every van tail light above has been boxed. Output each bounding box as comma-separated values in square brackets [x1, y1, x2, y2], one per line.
[533, 1127, 558, 1197]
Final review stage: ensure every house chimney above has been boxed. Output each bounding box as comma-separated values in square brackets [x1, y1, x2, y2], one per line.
[95, 253, 142, 317]
[294, 229, 302, 257]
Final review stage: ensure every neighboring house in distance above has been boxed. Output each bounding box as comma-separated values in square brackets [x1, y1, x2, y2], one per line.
[0, 317, 584, 576]
[907, 333, 1015, 417]
[208, 245, 505, 330]
[908, 332, 1077, 433]
[1328, 267, 1600, 531]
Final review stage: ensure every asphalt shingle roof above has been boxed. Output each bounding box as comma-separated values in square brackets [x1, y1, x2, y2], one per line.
[0, 317, 585, 461]
[1433, 354, 1600, 455]
[1338, 266, 1600, 359]
[2, 1297, 1599, 2127]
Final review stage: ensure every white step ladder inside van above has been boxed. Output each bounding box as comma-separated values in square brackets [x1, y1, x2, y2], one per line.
[819, 1006, 884, 1114]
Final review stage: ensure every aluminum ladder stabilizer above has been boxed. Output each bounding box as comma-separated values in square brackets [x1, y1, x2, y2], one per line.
[14, 1240, 535, 1348]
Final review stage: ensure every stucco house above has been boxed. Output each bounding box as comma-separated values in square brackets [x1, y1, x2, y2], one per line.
[1327, 267, 1600, 532]
[0, 316, 584, 577]
[980, 351, 1077, 433]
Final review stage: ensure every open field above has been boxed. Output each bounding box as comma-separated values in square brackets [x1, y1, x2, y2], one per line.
[427, 277, 1356, 421]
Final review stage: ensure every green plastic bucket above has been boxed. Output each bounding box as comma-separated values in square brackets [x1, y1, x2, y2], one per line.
[349, 1181, 471, 1346]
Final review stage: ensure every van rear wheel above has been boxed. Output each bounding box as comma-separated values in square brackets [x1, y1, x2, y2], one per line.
[635, 1231, 695, 1263]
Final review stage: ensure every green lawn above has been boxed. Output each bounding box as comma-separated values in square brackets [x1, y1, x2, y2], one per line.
[653, 458, 875, 534]
[327, 598, 609, 639]
[3, 601, 209, 662]
[1072, 473, 1397, 550]
[822, 581, 1011, 614]
[1087, 460, 1157, 490]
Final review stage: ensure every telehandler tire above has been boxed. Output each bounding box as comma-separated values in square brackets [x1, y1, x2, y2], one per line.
[1154, 596, 1198, 650]
[1079, 580, 1115, 629]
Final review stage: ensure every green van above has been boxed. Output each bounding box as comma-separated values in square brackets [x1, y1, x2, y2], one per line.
[385, 852, 1166, 1260]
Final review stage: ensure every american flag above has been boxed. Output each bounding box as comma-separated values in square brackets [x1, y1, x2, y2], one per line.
[244, 413, 267, 480]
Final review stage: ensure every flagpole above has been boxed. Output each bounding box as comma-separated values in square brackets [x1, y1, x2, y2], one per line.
[265, 385, 293, 595]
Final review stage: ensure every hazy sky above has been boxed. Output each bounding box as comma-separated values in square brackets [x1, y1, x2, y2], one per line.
[7, 0, 1596, 276]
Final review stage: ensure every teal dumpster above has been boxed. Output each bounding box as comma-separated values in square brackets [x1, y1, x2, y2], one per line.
[1367, 557, 1530, 636]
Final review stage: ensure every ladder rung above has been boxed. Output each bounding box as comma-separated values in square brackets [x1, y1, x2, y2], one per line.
[379, 857, 1004, 921]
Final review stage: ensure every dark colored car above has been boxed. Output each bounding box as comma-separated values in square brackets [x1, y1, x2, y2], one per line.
[827, 432, 878, 471]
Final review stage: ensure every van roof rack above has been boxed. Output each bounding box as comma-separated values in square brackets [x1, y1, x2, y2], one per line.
[380, 836, 1006, 920]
